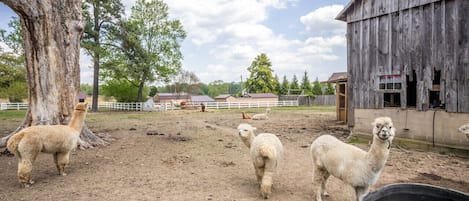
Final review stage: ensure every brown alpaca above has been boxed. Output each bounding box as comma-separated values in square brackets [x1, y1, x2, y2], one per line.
[242, 112, 251, 119]
[7, 102, 88, 187]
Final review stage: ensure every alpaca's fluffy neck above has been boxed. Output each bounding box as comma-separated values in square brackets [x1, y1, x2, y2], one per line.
[242, 131, 256, 148]
[68, 109, 87, 132]
[366, 136, 391, 173]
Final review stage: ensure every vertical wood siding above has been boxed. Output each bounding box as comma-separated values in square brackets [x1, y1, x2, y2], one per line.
[345, 0, 469, 125]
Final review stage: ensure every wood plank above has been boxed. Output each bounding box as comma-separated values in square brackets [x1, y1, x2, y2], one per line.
[457, 0, 469, 112]
[391, 12, 399, 72]
[445, 1, 457, 81]
[399, 0, 409, 10]
[410, 0, 421, 8]
[433, 1, 444, 71]
[378, 16, 389, 73]
[363, 0, 372, 19]
[347, 23, 355, 127]
[362, 19, 371, 108]
[422, 4, 432, 81]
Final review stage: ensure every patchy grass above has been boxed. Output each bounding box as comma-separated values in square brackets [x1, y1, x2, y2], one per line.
[0, 110, 26, 119]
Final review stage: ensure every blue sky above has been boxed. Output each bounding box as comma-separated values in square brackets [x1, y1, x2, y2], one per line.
[0, 0, 350, 85]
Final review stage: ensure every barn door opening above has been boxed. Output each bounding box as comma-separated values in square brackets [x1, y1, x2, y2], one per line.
[406, 70, 417, 107]
[429, 70, 443, 109]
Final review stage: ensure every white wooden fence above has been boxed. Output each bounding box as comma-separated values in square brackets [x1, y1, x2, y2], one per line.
[1, 100, 299, 111]
[0, 103, 28, 110]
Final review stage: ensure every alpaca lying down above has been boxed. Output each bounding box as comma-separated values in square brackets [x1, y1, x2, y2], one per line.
[7, 102, 88, 187]
[237, 123, 283, 199]
[310, 117, 395, 201]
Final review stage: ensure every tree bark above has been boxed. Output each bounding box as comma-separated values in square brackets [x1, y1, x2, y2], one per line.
[0, 0, 110, 148]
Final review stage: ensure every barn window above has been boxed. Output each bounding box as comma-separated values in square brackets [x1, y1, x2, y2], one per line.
[384, 92, 401, 107]
[379, 74, 401, 107]
[379, 75, 402, 90]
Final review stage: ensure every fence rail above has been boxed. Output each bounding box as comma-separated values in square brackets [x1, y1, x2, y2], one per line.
[0, 103, 28, 110]
[1, 100, 299, 111]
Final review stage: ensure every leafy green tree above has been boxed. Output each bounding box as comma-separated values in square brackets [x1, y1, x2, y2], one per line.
[273, 74, 281, 95]
[312, 77, 323, 95]
[207, 80, 229, 97]
[300, 71, 312, 93]
[279, 75, 289, 95]
[103, 0, 186, 102]
[245, 53, 276, 93]
[149, 86, 158, 97]
[0, 17, 23, 53]
[324, 83, 335, 95]
[82, 0, 124, 111]
[290, 74, 300, 91]
[101, 79, 149, 102]
[0, 17, 27, 102]
[80, 84, 93, 96]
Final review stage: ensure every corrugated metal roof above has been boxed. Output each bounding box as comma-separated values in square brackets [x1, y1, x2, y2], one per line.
[190, 95, 215, 102]
[155, 93, 189, 100]
[245, 93, 278, 98]
[214, 94, 233, 99]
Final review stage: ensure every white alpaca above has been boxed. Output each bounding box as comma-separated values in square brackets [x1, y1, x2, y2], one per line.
[237, 123, 283, 199]
[459, 123, 469, 139]
[252, 108, 271, 120]
[310, 117, 395, 201]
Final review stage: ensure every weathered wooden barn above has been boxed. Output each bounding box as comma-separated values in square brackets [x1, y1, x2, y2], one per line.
[337, 0, 469, 150]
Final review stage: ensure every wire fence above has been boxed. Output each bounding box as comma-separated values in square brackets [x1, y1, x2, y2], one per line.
[1, 100, 299, 112]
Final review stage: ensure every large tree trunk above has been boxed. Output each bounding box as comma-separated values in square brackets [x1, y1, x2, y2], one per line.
[0, 0, 111, 148]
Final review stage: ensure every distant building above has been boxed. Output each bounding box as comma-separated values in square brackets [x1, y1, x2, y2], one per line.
[190, 95, 215, 104]
[153, 93, 190, 104]
[237, 93, 278, 102]
[214, 94, 236, 102]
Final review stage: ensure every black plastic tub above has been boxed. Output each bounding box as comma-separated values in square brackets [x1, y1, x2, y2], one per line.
[363, 183, 469, 201]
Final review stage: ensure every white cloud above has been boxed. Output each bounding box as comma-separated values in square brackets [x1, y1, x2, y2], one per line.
[300, 4, 345, 34]
[96, 1, 348, 84]
[164, 0, 298, 45]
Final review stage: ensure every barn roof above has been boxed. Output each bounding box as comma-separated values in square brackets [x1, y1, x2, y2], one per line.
[155, 93, 189, 100]
[214, 94, 233, 99]
[324, 72, 348, 83]
[244, 93, 278, 98]
[335, 0, 354, 21]
[190, 95, 215, 102]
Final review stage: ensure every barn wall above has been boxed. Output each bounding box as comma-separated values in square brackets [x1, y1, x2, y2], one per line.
[353, 108, 469, 150]
[346, 0, 469, 126]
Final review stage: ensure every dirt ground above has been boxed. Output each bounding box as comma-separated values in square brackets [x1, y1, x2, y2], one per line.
[1, 108, 468, 201]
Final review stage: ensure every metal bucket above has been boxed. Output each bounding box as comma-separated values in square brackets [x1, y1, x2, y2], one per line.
[363, 183, 469, 201]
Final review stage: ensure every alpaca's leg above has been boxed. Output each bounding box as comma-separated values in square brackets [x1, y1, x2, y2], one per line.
[354, 186, 369, 201]
[259, 157, 278, 199]
[312, 166, 326, 201]
[321, 172, 330, 197]
[53, 153, 60, 174]
[56, 152, 70, 176]
[17, 159, 34, 187]
[260, 171, 273, 199]
[254, 165, 265, 183]
[17, 149, 39, 187]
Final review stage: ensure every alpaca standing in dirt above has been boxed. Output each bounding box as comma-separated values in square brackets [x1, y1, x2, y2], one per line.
[237, 123, 283, 199]
[7, 102, 89, 187]
[310, 117, 395, 201]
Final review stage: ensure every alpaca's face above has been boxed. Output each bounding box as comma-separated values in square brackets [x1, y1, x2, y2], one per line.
[237, 124, 255, 138]
[372, 117, 395, 141]
[75, 102, 88, 112]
